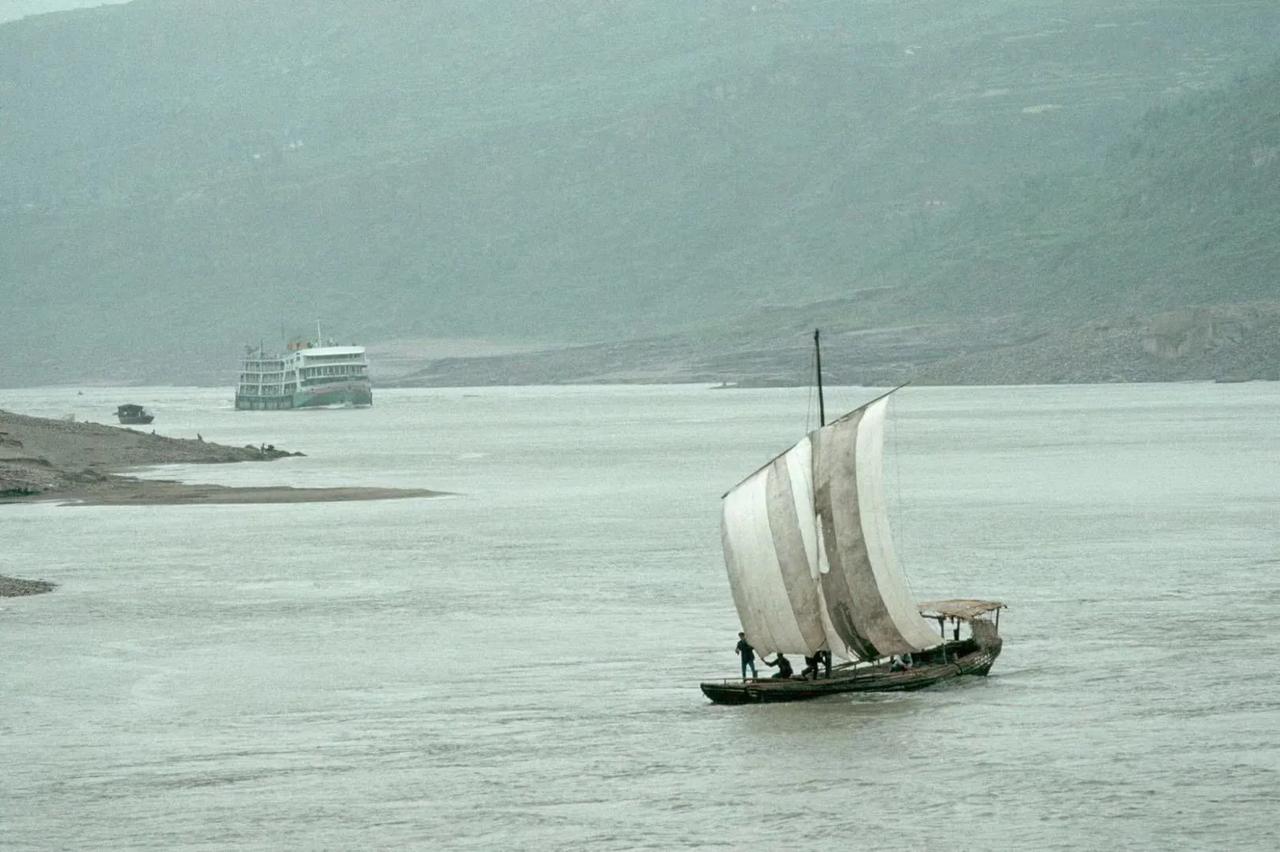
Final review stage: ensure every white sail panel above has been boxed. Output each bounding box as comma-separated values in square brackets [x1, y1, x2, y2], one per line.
[812, 401, 938, 659]
[798, 462, 865, 660]
[812, 416, 883, 659]
[721, 447, 828, 656]
[783, 439, 864, 661]
[782, 437, 820, 579]
[854, 399, 941, 651]
[721, 467, 807, 655]
[766, 445, 828, 652]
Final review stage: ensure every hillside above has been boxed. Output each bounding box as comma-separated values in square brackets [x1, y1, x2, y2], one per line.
[867, 59, 1280, 325]
[391, 62, 1280, 386]
[3, 0, 1279, 385]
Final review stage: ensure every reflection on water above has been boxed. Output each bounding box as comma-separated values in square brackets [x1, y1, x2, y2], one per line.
[3, 383, 1279, 849]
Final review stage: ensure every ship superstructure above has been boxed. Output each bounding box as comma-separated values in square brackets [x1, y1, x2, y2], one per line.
[236, 333, 372, 410]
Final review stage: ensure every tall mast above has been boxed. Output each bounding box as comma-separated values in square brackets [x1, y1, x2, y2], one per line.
[814, 328, 825, 427]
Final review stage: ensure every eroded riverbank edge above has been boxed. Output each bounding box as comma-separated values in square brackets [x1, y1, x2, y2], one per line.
[0, 576, 57, 597]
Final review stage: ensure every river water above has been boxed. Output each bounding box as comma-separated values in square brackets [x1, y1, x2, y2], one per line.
[2, 383, 1277, 850]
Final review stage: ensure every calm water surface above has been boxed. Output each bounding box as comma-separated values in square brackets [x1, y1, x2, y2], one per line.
[2, 384, 1278, 850]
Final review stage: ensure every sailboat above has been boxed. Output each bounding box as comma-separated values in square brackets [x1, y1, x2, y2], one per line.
[700, 330, 1004, 704]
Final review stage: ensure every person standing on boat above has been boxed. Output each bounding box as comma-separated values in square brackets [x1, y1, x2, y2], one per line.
[735, 632, 757, 680]
[762, 654, 794, 679]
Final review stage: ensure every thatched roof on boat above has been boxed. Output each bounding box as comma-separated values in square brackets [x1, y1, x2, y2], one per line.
[918, 599, 1005, 621]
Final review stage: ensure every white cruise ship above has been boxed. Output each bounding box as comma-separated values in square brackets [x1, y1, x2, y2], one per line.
[236, 333, 372, 410]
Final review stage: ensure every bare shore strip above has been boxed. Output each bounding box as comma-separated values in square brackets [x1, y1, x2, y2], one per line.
[64, 481, 442, 506]
[0, 575, 56, 597]
[0, 409, 443, 506]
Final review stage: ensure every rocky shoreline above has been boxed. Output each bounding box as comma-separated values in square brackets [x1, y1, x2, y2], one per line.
[0, 409, 443, 506]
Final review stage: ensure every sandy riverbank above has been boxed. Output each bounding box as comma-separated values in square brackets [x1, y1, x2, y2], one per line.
[0, 409, 443, 506]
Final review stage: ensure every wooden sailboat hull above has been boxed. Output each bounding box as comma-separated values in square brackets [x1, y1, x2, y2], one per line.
[700, 638, 1002, 705]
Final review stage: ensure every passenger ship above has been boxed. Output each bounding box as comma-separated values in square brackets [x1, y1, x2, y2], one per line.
[235, 332, 372, 410]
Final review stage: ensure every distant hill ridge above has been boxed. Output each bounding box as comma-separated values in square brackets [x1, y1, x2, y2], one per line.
[2, 1, 1278, 385]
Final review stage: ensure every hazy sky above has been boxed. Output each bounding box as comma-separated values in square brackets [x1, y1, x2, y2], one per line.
[0, 0, 129, 25]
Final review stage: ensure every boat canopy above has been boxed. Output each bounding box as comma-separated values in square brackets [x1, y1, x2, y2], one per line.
[918, 599, 1005, 621]
[721, 395, 940, 663]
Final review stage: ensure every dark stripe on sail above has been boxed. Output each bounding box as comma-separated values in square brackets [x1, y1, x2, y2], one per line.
[813, 412, 914, 659]
[811, 417, 877, 660]
[764, 456, 826, 653]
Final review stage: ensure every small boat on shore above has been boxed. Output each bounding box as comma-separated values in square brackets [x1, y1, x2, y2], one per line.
[700, 330, 1005, 705]
[115, 404, 154, 425]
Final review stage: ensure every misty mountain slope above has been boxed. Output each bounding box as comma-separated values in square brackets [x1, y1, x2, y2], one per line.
[392, 62, 1280, 386]
[866, 58, 1280, 323]
[2, 0, 1279, 384]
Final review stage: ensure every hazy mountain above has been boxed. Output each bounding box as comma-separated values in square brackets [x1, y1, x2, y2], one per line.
[393, 59, 1280, 387]
[2, 0, 1279, 385]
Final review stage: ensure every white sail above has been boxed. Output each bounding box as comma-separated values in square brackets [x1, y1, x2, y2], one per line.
[721, 437, 827, 656]
[721, 396, 938, 660]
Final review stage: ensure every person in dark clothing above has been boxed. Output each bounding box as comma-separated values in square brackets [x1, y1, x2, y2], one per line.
[735, 632, 757, 679]
[802, 650, 833, 679]
[762, 654, 793, 679]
